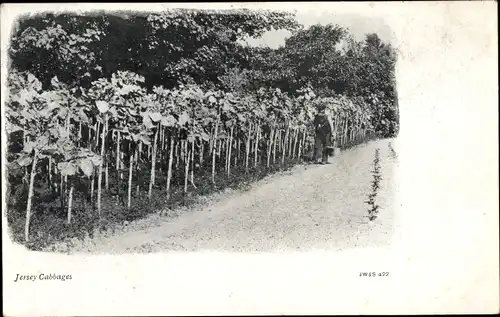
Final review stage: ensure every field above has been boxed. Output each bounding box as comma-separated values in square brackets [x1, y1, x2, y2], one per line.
[4, 9, 399, 251]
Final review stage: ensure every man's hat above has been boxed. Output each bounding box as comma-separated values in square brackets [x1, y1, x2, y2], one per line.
[316, 103, 327, 111]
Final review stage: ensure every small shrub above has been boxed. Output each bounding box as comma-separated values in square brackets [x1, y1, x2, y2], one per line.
[388, 142, 398, 160]
[365, 148, 382, 221]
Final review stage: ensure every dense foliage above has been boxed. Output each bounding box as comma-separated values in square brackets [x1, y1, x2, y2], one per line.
[5, 10, 399, 248]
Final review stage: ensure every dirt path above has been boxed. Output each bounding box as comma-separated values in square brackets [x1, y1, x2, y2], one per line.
[65, 138, 397, 254]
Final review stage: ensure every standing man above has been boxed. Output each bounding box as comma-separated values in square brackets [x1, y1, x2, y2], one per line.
[313, 104, 335, 164]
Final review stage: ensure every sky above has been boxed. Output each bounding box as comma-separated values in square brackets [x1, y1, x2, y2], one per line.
[242, 11, 395, 49]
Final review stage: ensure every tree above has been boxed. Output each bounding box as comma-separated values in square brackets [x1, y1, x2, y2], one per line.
[9, 10, 300, 91]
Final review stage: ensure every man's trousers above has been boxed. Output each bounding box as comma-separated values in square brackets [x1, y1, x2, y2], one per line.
[313, 132, 332, 163]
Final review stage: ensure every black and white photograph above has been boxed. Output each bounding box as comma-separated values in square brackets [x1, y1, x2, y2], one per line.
[2, 2, 498, 316]
[4, 5, 399, 253]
